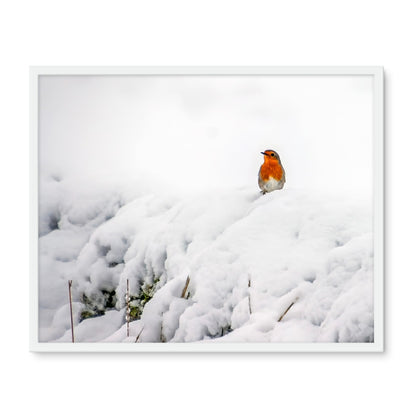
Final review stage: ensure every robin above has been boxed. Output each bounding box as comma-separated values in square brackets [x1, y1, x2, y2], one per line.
[258, 149, 286, 194]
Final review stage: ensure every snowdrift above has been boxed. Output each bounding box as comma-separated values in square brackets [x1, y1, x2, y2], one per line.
[38, 177, 373, 343]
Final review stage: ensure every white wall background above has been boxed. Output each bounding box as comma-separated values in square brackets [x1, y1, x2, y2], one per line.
[0, 1, 412, 415]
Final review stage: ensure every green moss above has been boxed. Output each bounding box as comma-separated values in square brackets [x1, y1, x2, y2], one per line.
[220, 324, 232, 337]
[80, 289, 116, 321]
[80, 309, 104, 320]
[126, 277, 160, 322]
[79, 276, 161, 323]
[102, 289, 116, 308]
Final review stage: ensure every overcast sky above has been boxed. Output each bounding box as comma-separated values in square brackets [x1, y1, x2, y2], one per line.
[39, 74, 373, 196]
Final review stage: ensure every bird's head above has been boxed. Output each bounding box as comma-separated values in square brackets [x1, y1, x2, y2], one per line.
[261, 149, 280, 162]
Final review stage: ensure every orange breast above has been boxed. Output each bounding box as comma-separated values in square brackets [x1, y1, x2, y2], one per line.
[260, 160, 283, 181]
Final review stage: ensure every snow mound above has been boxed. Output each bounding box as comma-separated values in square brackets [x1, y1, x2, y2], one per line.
[38, 182, 373, 343]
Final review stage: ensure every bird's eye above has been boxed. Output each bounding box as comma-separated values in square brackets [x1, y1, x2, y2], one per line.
[271, 153, 275, 157]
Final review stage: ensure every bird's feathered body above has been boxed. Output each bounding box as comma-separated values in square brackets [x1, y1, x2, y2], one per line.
[258, 149, 285, 194]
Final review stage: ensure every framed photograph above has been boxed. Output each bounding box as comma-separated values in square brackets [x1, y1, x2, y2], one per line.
[30, 66, 384, 352]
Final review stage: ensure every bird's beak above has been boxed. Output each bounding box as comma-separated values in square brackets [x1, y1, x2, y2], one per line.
[261, 152, 266, 155]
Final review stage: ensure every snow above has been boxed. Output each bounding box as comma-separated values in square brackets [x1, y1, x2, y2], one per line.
[36, 74, 374, 345]
[38, 176, 373, 344]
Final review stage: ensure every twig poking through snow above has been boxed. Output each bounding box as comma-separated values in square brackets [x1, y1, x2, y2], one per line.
[181, 276, 191, 298]
[277, 297, 299, 322]
[248, 278, 252, 314]
[135, 326, 144, 343]
[68, 280, 75, 343]
[160, 321, 166, 342]
[125, 279, 130, 337]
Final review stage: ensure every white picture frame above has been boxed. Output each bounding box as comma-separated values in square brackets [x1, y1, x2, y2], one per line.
[30, 66, 384, 352]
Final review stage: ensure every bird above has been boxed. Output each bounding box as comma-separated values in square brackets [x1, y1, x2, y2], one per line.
[258, 149, 286, 194]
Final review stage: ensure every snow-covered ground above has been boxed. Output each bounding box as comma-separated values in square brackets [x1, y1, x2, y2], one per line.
[38, 175, 373, 343]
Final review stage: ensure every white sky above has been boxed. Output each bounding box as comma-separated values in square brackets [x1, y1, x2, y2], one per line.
[39, 74, 373, 196]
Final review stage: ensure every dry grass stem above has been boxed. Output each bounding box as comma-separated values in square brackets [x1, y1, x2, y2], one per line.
[68, 280, 75, 343]
[248, 278, 252, 314]
[181, 276, 191, 298]
[277, 297, 299, 322]
[126, 279, 130, 337]
[135, 326, 145, 343]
